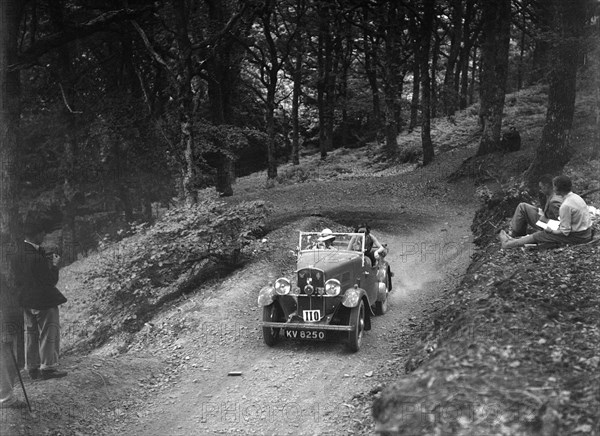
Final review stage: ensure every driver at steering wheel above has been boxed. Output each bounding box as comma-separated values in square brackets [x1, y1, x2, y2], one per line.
[311, 228, 337, 249]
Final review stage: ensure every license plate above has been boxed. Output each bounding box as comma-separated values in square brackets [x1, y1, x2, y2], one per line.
[285, 330, 326, 341]
[303, 310, 321, 322]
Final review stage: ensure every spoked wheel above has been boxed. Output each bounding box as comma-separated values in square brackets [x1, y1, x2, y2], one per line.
[262, 303, 281, 346]
[347, 300, 365, 352]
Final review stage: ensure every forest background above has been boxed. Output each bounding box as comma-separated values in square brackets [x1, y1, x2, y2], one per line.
[0, 0, 599, 377]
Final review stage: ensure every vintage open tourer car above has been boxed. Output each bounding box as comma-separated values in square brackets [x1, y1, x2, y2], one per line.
[258, 231, 392, 352]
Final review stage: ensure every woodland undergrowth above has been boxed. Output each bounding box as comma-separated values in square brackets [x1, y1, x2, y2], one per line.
[63, 192, 272, 353]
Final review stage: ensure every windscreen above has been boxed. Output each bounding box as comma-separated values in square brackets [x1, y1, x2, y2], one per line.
[298, 232, 365, 251]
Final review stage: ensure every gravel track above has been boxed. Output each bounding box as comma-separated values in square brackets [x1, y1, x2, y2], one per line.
[109, 149, 479, 436]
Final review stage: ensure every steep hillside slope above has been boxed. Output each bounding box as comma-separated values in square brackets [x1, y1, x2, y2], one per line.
[372, 81, 600, 435]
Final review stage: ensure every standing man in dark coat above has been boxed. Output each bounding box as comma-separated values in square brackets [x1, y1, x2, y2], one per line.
[17, 222, 68, 380]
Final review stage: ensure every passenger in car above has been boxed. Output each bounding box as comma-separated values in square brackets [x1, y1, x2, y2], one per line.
[348, 223, 385, 265]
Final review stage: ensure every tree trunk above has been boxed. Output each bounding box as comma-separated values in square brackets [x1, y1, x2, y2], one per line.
[282, 110, 291, 156]
[0, 0, 24, 365]
[395, 76, 405, 133]
[317, 2, 330, 160]
[324, 52, 336, 157]
[409, 17, 421, 132]
[323, 10, 339, 158]
[476, 0, 511, 156]
[469, 46, 478, 106]
[383, 2, 401, 155]
[173, 0, 197, 204]
[260, 2, 280, 180]
[516, 10, 527, 91]
[266, 72, 278, 179]
[383, 86, 397, 153]
[363, 6, 380, 128]
[364, 47, 380, 126]
[291, 74, 301, 166]
[457, 0, 475, 110]
[339, 22, 355, 149]
[340, 61, 349, 149]
[525, 0, 587, 188]
[216, 158, 235, 197]
[443, 0, 463, 116]
[430, 32, 441, 119]
[181, 120, 197, 205]
[49, 0, 81, 262]
[206, 0, 236, 196]
[291, 35, 303, 165]
[420, 0, 435, 166]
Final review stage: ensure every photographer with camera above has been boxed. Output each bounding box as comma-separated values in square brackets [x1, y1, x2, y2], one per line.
[17, 221, 68, 381]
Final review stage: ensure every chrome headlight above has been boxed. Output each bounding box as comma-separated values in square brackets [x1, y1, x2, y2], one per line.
[325, 279, 341, 296]
[274, 278, 291, 295]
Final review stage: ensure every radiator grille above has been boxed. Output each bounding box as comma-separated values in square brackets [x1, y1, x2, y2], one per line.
[297, 268, 324, 291]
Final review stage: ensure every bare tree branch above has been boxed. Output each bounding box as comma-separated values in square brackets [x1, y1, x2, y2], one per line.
[10, 7, 153, 71]
[131, 20, 174, 75]
[190, 2, 252, 52]
[58, 83, 82, 114]
[134, 67, 152, 115]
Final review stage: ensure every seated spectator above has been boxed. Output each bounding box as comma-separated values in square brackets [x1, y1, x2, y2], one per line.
[499, 175, 592, 249]
[509, 174, 563, 237]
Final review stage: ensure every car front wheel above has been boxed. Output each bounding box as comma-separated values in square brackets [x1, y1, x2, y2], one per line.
[347, 300, 365, 352]
[263, 303, 281, 346]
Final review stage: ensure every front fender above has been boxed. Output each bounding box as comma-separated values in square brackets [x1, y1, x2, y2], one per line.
[342, 287, 364, 308]
[258, 285, 276, 307]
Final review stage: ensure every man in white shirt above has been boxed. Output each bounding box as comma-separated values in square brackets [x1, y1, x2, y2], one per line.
[508, 174, 563, 237]
[499, 175, 592, 249]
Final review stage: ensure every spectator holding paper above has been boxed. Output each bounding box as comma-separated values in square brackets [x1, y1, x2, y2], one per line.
[499, 175, 592, 249]
[507, 174, 563, 238]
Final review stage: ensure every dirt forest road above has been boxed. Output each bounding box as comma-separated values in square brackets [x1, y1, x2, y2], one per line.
[108, 150, 479, 436]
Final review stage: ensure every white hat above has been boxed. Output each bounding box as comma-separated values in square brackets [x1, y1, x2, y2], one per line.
[318, 228, 335, 242]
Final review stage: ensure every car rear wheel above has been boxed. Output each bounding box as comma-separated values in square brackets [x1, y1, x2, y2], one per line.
[375, 290, 388, 315]
[263, 303, 281, 346]
[375, 276, 390, 315]
[347, 300, 365, 352]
